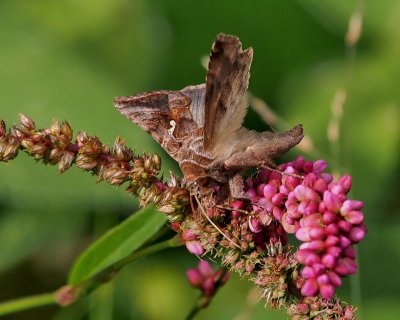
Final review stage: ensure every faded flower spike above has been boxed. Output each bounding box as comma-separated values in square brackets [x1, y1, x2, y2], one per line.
[0, 114, 190, 218]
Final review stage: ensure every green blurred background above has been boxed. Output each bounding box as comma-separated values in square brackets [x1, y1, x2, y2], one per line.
[0, 1, 399, 319]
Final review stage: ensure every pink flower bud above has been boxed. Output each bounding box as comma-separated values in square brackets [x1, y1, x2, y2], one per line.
[249, 217, 262, 233]
[279, 185, 289, 195]
[245, 189, 258, 201]
[339, 235, 351, 248]
[259, 212, 273, 226]
[345, 211, 364, 225]
[325, 235, 340, 247]
[343, 246, 356, 259]
[198, 260, 214, 277]
[263, 184, 277, 199]
[297, 201, 308, 214]
[258, 198, 273, 211]
[296, 249, 321, 266]
[306, 188, 321, 203]
[303, 161, 314, 173]
[326, 223, 339, 235]
[322, 254, 336, 268]
[282, 213, 297, 233]
[294, 185, 307, 201]
[305, 203, 318, 215]
[317, 274, 330, 285]
[313, 178, 328, 194]
[310, 227, 325, 240]
[287, 205, 303, 219]
[322, 173, 333, 183]
[308, 240, 326, 251]
[301, 279, 319, 297]
[296, 227, 312, 242]
[327, 271, 342, 287]
[349, 226, 366, 243]
[342, 257, 358, 274]
[269, 171, 282, 182]
[327, 246, 342, 258]
[312, 263, 326, 276]
[323, 191, 342, 213]
[272, 207, 283, 221]
[329, 183, 344, 195]
[320, 284, 334, 300]
[201, 277, 216, 297]
[337, 220, 352, 233]
[182, 229, 197, 241]
[285, 176, 300, 191]
[272, 193, 285, 206]
[300, 213, 322, 228]
[338, 175, 352, 194]
[303, 173, 317, 188]
[341, 200, 363, 215]
[293, 156, 305, 170]
[186, 241, 204, 256]
[256, 183, 265, 196]
[301, 266, 316, 279]
[313, 160, 328, 174]
[187, 269, 203, 286]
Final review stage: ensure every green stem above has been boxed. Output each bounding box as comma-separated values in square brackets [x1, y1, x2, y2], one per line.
[184, 295, 207, 320]
[112, 236, 182, 271]
[0, 292, 56, 317]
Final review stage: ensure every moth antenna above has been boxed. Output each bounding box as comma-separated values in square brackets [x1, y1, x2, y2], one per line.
[261, 165, 305, 180]
[194, 194, 241, 250]
[216, 205, 249, 215]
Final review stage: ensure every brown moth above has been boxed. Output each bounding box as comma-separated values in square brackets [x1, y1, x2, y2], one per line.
[114, 34, 303, 198]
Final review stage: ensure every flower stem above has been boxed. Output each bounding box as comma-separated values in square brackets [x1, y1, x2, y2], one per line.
[184, 295, 207, 320]
[0, 292, 56, 317]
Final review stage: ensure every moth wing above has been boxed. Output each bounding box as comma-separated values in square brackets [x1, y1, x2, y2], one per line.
[203, 34, 253, 152]
[114, 90, 197, 159]
[181, 84, 206, 127]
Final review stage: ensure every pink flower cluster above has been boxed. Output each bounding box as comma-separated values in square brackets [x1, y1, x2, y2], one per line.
[245, 156, 367, 300]
[186, 261, 229, 300]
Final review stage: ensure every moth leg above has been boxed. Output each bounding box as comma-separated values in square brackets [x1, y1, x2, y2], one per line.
[229, 173, 247, 199]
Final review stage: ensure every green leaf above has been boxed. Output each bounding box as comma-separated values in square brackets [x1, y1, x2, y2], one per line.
[68, 206, 167, 285]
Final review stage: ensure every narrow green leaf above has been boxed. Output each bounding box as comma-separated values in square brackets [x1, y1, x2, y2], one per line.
[68, 206, 167, 285]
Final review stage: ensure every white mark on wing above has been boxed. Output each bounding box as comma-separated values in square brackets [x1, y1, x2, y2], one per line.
[168, 120, 176, 135]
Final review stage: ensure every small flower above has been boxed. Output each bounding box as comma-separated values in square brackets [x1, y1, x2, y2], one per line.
[186, 261, 229, 299]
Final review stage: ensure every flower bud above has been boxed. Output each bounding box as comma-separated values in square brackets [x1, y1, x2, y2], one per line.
[319, 283, 334, 300]
[301, 278, 318, 297]
[323, 191, 341, 213]
[187, 269, 202, 286]
[186, 241, 204, 256]
[313, 160, 328, 174]
[345, 211, 364, 225]
[19, 113, 35, 131]
[322, 254, 336, 268]
[182, 229, 197, 241]
[198, 260, 214, 277]
[348, 226, 366, 243]
[249, 217, 262, 233]
[327, 271, 342, 287]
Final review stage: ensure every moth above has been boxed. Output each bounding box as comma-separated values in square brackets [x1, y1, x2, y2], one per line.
[114, 34, 303, 198]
